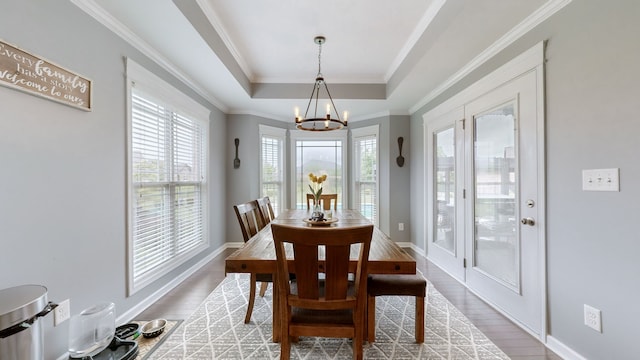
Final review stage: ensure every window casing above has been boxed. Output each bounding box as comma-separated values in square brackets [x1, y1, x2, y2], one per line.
[259, 125, 286, 216]
[290, 130, 348, 210]
[352, 125, 379, 226]
[126, 59, 209, 295]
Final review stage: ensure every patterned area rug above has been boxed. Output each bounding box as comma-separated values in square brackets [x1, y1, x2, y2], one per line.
[146, 273, 509, 359]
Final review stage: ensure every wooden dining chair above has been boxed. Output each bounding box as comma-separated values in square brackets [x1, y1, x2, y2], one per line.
[306, 193, 338, 210]
[256, 196, 275, 228]
[271, 223, 374, 360]
[233, 200, 273, 323]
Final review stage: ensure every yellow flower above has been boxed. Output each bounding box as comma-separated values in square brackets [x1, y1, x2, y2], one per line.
[308, 172, 325, 200]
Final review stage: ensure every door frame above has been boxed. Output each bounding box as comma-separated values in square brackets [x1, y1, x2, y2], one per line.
[422, 42, 546, 340]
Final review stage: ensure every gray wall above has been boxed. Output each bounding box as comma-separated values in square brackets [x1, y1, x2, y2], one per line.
[410, 1, 640, 358]
[0, 1, 226, 358]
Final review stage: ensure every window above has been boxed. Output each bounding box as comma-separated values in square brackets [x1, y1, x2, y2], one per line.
[290, 131, 347, 209]
[126, 59, 209, 295]
[259, 125, 286, 216]
[433, 125, 456, 253]
[352, 125, 379, 225]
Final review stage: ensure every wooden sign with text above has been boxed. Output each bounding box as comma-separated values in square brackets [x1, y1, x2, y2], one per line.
[0, 39, 92, 111]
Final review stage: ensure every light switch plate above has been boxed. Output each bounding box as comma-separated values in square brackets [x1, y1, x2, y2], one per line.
[582, 168, 619, 191]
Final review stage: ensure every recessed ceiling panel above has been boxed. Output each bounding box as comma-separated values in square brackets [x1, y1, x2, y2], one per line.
[203, 0, 437, 83]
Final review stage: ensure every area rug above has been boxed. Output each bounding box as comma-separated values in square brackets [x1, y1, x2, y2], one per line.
[145, 273, 509, 359]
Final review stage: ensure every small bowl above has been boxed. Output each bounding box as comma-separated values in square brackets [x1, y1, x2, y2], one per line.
[140, 319, 167, 338]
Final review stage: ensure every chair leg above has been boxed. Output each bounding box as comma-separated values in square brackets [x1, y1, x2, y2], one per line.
[354, 313, 364, 360]
[259, 281, 269, 297]
[244, 273, 257, 324]
[367, 294, 376, 343]
[415, 296, 424, 343]
[280, 325, 291, 360]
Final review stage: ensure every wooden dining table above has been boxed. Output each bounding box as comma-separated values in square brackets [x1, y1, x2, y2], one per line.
[225, 209, 417, 342]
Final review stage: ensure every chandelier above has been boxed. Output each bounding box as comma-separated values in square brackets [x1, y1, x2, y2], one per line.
[295, 36, 348, 131]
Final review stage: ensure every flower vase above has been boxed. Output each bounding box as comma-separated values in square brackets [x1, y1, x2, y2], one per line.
[312, 200, 324, 221]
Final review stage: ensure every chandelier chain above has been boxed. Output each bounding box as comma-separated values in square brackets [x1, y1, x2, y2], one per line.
[317, 41, 323, 77]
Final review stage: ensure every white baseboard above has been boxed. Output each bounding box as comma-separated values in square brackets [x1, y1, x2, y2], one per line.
[546, 335, 586, 360]
[396, 241, 413, 248]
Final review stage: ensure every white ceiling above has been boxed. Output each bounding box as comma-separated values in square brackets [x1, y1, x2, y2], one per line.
[77, 0, 554, 122]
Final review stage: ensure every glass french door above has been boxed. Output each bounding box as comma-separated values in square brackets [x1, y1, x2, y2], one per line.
[426, 108, 465, 281]
[426, 68, 544, 337]
[464, 71, 542, 336]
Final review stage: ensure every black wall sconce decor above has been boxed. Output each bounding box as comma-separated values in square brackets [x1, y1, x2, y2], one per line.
[396, 137, 405, 167]
[234, 138, 240, 169]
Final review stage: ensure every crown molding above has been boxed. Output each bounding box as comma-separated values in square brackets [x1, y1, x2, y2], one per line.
[409, 0, 572, 114]
[196, 0, 254, 81]
[70, 0, 227, 112]
[227, 108, 287, 121]
[385, 0, 447, 82]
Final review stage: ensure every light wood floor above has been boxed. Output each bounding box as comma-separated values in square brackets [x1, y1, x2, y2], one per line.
[137, 248, 561, 360]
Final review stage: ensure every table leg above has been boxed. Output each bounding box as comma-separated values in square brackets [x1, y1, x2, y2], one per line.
[272, 275, 281, 343]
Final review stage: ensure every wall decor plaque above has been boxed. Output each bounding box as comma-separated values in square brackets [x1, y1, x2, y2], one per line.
[0, 39, 92, 111]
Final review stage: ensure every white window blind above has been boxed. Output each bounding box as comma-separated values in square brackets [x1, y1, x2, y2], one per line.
[352, 126, 378, 226]
[260, 125, 285, 216]
[127, 59, 209, 294]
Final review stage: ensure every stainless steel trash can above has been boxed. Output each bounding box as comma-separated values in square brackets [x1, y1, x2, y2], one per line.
[0, 285, 57, 360]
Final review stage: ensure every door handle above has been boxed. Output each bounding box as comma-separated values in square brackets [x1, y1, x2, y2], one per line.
[520, 217, 535, 226]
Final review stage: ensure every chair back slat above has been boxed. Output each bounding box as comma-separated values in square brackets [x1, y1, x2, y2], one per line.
[292, 244, 320, 299]
[325, 245, 351, 300]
